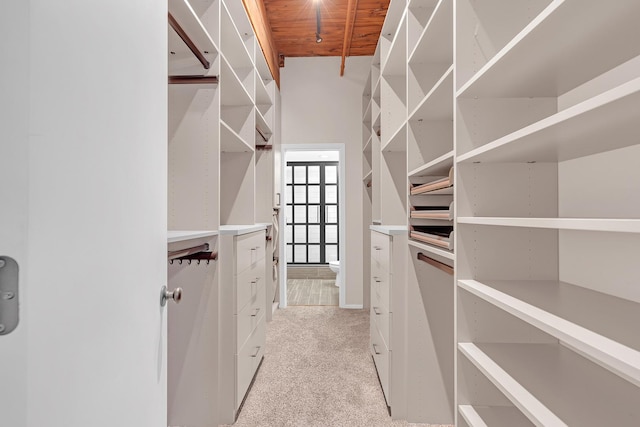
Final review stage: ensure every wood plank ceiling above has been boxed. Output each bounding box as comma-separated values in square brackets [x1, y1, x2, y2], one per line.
[263, 0, 390, 60]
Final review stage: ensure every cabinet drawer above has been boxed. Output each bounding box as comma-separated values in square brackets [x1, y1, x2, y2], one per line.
[236, 282, 265, 350]
[235, 257, 265, 314]
[372, 271, 390, 312]
[371, 325, 390, 404]
[236, 231, 265, 275]
[371, 231, 391, 266]
[371, 295, 391, 350]
[236, 316, 266, 410]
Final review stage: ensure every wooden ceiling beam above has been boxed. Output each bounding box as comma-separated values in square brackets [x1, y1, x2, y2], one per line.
[340, 0, 358, 76]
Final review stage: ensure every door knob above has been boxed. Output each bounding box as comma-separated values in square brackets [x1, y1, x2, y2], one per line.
[161, 286, 183, 306]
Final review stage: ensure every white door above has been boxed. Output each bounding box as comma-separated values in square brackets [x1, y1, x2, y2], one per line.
[0, 1, 168, 426]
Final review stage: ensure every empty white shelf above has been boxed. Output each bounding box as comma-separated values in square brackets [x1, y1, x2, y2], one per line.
[408, 150, 454, 178]
[221, 120, 253, 153]
[408, 236, 454, 261]
[381, 10, 408, 76]
[458, 405, 533, 427]
[255, 75, 272, 106]
[458, 76, 640, 163]
[168, 230, 218, 243]
[409, 65, 453, 121]
[459, 342, 640, 426]
[220, 1, 253, 72]
[457, 0, 640, 98]
[459, 343, 567, 427]
[457, 217, 640, 234]
[459, 279, 640, 387]
[409, 0, 453, 65]
[220, 56, 253, 107]
[381, 121, 407, 153]
[363, 134, 372, 153]
[362, 169, 372, 183]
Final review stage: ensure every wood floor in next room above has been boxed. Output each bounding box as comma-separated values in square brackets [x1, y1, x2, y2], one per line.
[287, 279, 339, 306]
[225, 306, 451, 427]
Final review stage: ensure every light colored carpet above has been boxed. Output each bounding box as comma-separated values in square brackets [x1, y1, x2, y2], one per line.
[226, 306, 450, 427]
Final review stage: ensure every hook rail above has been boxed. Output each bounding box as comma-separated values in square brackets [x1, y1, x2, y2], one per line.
[169, 251, 218, 265]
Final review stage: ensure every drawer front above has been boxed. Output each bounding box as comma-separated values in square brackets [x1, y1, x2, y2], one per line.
[372, 270, 391, 313]
[371, 231, 391, 267]
[236, 231, 266, 275]
[236, 282, 266, 351]
[371, 296, 391, 350]
[236, 315, 266, 409]
[371, 324, 390, 404]
[235, 257, 265, 314]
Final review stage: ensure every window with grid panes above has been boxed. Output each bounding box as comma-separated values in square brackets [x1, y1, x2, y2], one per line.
[285, 162, 339, 264]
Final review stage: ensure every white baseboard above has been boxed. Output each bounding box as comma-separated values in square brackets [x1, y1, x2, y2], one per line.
[341, 304, 364, 309]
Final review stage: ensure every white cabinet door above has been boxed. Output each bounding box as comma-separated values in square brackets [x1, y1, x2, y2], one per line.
[0, 1, 167, 426]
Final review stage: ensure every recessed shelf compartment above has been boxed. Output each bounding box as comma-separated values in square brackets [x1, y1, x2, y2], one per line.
[408, 150, 453, 178]
[460, 279, 640, 387]
[458, 404, 533, 427]
[220, 57, 253, 107]
[363, 169, 372, 183]
[459, 343, 566, 427]
[457, 0, 640, 98]
[220, 1, 254, 72]
[458, 76, 640, 163]
[381, 121, 406, 153]
[255, 73, 272, 106]
[459, 342, 640, 426]
[408, 0, 453, 65]
[220, 120, 252, 153]
[457, 217, 640, 234]
[409, 65, 453, 122]
[381, 11, 407, 76]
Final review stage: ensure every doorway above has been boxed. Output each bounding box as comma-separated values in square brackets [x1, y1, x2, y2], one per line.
[279, 146, 346, 308]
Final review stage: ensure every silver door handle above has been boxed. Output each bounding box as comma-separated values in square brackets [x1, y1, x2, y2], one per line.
[161, 286, 182, 306]
[372, 344, 381, 355]
[250, 346, 261, 357]
[251, 307, 261, 317]
[0, 256, 19, 335]
[373, 306, 381, 315]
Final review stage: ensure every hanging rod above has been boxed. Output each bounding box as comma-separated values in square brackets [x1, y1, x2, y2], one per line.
[256, 126, 270, 143]
[417, 252, 454, 276]
[169, 75, 219, 85]
[168, 12, 210, 70]
[169, 251, 218, 265]
[256, 144, 273, 150]
[168, 243, 209, 260]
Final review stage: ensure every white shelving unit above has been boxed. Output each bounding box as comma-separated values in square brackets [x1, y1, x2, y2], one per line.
[167, 0, 279, 424]
[455, 0, 640, 425]
[364, 0, 640, 425]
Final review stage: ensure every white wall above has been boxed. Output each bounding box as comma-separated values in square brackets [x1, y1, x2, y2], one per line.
[281, 56, 371, 306]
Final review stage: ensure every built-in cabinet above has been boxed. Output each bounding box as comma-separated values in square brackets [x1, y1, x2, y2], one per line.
[370, 226, 407, 417]
[167, 0, 279, 424]
[364, 0, 640, 425]
[218, 226, 268, 424]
